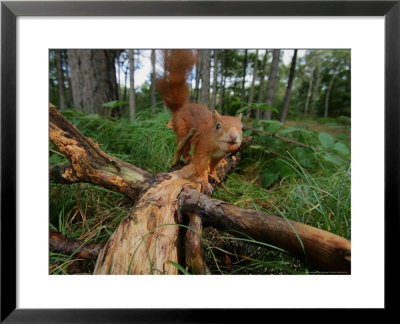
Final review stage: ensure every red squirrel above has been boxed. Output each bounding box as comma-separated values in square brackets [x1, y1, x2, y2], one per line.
[157, 50, 243, 194]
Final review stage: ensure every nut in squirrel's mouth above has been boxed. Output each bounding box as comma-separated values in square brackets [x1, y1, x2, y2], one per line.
[223, 140, 238, 145]
[220, 141, 240, 152]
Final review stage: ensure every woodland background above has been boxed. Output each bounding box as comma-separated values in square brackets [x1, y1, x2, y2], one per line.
[49, 49, 351, 275]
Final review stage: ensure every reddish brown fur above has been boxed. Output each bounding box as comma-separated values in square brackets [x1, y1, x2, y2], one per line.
[156, 50, 197, 111]
[157, 50, 243, 194]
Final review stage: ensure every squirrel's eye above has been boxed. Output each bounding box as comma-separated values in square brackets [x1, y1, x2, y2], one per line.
[216, 123, 221, 130]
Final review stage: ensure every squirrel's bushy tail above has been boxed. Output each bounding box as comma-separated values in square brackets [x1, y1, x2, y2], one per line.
[157, 49, 198, 112]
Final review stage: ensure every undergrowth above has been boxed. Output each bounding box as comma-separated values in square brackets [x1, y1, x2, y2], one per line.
[49, 109, 351, 275]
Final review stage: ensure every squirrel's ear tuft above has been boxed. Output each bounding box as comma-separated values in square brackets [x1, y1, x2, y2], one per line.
[212, 110, 221, 121]
[238, 113, 242, 120]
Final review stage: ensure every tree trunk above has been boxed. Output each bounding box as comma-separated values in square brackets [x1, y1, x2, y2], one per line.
[116, 55, 121, 100]
[246, 49, 259, 119]
[55, 51, 67, 111]
[240, 49, 248, 109]
[280, 49, 298, 123]
[194, 50, 201, 103]
[67, 49, 119, 116]
[311, 59, 323, 115]
[49, 103, 351, 275]
[324, 70, 339, 118]
[263, 49, 280, 120]
[129, 49, 136, 122]
[63, 51, 74, 108]
[151, 49, 157, 113]
[123, 64, 128, 102]
[304, 66, 315, 115]
[256, 50, 268, 119]
[200, 49, 211, 107]
[211, 50, 218, 111]
[218, 50, 225, 113]
[49, 77, 57, 106]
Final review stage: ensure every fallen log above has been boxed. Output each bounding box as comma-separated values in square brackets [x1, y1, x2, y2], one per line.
[49, 104, 351, 274]
[179, 188, 350, 273]
[49, 230, 105, 260]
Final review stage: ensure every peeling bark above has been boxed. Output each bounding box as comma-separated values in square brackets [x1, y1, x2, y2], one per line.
[50, 164, 79, 184]
[93, 174, 193, 275]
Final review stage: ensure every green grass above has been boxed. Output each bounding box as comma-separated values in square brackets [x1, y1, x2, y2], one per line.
[51, 109, 176, 173]
[49, 110, 351, 275]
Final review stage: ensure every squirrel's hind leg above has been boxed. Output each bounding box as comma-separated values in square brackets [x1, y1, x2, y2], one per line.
[209, 157, 224, 183]
[181, 142, 192, 162]
[172, 127, 195, 165]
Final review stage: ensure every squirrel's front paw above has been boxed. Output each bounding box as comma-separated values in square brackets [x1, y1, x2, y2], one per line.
[197, 179, 214, 196]
[203, 183, 214, 196]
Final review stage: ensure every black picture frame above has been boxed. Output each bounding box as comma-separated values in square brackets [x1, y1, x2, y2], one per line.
[1, 0, 398, 321]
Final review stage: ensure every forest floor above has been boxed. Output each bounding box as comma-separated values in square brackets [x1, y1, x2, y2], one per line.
[286, 119, 350, 137]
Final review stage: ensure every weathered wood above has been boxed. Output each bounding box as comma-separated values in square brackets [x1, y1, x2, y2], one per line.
[93, 174, 193, 275]
[49, 105, 202, 274]
[185, 212, 211, 274]
[49, 104, 152, 201]
[179, 187, 351, 274]
[50, 164, 79, 184]
[49, 230, 105, 260]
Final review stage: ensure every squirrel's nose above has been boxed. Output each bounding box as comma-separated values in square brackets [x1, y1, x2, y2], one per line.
[229, 134, 238, 142]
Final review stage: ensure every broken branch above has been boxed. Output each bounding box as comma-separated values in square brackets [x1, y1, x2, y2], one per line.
[180, 187, 351, 274]
[50, 230, 105, 260]
[49, 104, 153, 201]
[185, 212, 211, 274]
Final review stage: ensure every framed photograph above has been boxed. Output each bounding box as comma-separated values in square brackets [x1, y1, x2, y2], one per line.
[1, 0, 397, 321]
